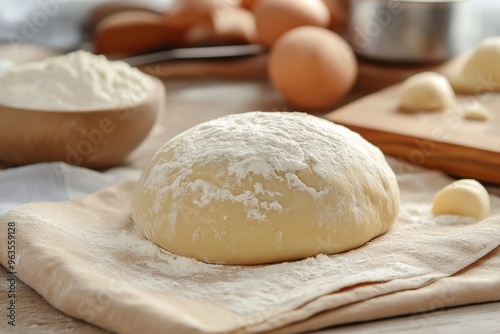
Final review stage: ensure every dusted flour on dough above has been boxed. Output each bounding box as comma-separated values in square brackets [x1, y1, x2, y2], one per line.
[132, 112, 400, 264]
[0, 50, 156, 110]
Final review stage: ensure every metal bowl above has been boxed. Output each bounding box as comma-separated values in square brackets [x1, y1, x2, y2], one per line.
[344, 0, 482, 63]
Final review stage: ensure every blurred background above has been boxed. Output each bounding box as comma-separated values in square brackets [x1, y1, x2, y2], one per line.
[1, 0, 499, 52]
[0, 0, 173, 50]
[1, 0, 167, 51]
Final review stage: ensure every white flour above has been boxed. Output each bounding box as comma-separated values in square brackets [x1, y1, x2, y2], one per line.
[0, 51, 156, 110]
[108, 221, 424, 316]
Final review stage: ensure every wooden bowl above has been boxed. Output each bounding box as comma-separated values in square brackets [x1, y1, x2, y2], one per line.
[0, 77, 164, 169]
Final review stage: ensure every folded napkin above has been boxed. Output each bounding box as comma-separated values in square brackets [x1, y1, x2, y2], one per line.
[0, 159, 499, 334]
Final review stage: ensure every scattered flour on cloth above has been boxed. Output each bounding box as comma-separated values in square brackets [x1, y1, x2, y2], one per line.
[80, 199, 480, 317]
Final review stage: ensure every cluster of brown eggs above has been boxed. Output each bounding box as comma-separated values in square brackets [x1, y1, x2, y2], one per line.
[91, 0, 357, 111]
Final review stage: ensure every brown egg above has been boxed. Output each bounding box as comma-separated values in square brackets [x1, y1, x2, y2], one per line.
[268, 26, 357, 111]
[165, 0, 239, 30]
[94, 11, 185, 57]
[321, 0, 348, 34]
[240, 0, 261, 9]
[84, 2, 160, 33]
[185, 7, 257, 46]
[254, 0, 330, 47]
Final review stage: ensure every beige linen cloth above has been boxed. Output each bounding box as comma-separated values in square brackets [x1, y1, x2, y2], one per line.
[0, 158, 499, 334]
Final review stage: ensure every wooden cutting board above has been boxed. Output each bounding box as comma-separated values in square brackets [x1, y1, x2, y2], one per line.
[325, 84, 500, 184]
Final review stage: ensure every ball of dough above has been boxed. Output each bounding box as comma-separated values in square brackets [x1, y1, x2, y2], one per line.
[453, 37, 500, 93]
[399, 72, 455, 112]
[462, 101, 490, 121]
[132, 112, 400, 265]
[432, 179, 490, 220]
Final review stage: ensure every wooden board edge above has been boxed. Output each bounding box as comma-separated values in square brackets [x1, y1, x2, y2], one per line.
[326, 122, 500, 185]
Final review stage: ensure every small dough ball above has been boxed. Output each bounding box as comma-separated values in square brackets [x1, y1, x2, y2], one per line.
[399, 72, 456, 112]
[132, 112, 400, 265]
[432, 179, 490, 220]
[462, 101, 490, 121]
[453, 37, 500, 93]
[254, 0, 330, 47]
[268, 26, 357, 111]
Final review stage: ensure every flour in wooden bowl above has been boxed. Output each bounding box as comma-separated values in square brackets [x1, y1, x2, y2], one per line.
[0, 50, 156, 110]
